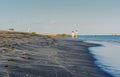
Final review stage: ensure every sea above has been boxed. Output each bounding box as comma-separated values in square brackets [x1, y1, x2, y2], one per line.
[78, 35, 120, 77]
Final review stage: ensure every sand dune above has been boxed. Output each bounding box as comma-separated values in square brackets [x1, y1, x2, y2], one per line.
[0, 31, 112, 77]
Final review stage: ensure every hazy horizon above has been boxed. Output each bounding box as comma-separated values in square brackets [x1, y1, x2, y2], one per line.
[0, 0, 120, 35]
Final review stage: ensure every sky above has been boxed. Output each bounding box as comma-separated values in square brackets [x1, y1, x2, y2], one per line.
[0, 0, 120, 35]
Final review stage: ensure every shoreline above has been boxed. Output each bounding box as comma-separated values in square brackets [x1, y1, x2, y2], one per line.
[0, 31, 113, 77]
[87, 40, 120, 77]
[53, 38, 113, 77]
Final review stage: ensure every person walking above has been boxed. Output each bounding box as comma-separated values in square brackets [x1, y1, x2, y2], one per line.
[71, 31, 75, 38]
[75, 30, 78, 38]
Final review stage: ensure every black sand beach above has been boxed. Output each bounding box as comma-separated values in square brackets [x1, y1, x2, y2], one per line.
[0, 31, 113, 77]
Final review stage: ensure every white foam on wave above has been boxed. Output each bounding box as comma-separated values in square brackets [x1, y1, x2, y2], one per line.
[86, 41, 120, 77]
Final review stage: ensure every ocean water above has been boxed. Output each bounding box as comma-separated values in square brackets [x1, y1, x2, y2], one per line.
[79, 35, 120, 43]
[79, 35, 120, 77]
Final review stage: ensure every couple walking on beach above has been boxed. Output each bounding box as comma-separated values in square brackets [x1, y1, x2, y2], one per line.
[72, 30, 78, 38]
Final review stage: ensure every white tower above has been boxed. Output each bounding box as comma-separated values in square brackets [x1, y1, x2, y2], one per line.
[27, 24, 31, 32]
[27, 28, 30, 32]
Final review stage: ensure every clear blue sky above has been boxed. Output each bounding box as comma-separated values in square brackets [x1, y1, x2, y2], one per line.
[0, 0, 120, 35]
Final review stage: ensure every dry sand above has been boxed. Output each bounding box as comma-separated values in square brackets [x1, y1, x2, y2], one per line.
[0, 31, 113, 77]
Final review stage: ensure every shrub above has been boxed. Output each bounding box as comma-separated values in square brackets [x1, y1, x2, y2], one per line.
[31, 32, 37, 35]
[56, 34, 70, 37]
[9, 28, 15, 31]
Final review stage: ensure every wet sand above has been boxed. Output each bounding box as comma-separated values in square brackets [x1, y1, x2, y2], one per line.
[0, 31, 113, 77]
